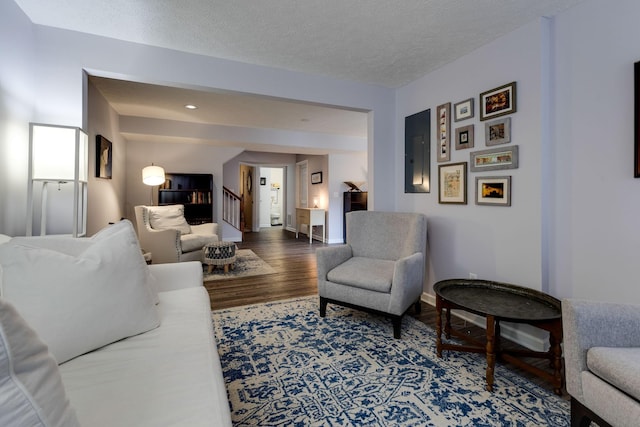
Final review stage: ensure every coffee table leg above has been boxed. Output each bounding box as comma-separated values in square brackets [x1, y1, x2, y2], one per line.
[485, 315, 496, 392]
[224, 264, 229, 273]
[435, 296, 443, 357]
[207, 264, 213, 274]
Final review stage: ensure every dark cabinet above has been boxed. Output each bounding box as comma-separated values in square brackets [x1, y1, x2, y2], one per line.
[158, 173, 213, 225]
[343, 191, 368, 241]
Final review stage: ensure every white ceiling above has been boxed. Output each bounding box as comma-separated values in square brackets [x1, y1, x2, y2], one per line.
[15, 0, 586, 152]
[15, 0, 585, 88]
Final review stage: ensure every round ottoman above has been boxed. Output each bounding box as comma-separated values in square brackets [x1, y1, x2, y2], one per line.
[203, 241, 237, 274]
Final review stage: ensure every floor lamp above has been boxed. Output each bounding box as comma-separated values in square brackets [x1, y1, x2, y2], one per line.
[26, 123, 88, 237]
[142, 164, 165, 205]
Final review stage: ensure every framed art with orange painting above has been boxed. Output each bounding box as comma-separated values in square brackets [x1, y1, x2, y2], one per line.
[480, 82, 517, 121]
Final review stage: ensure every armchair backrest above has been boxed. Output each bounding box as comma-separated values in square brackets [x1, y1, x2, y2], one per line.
[346, 211, 427, 261]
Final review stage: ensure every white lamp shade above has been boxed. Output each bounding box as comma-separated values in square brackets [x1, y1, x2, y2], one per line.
[31, 124, 88, 181]
[142, 165, 165, 186]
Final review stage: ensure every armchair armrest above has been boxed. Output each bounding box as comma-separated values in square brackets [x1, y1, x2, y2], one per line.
[316, 245, 353, 281]
[140, 227, 181, 264]
[191, 222, 220, 238]
[388, 252, 424, 314]
[562, 299, 640, 400]
[149, 262, 203, 293]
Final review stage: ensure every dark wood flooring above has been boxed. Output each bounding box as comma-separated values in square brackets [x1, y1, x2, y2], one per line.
[206, 226, 566, 397]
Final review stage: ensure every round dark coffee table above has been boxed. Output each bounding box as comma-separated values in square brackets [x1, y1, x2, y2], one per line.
[433, 279, 563, 395]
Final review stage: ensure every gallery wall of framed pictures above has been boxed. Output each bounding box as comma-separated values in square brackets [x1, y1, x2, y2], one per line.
[429, 81, 518, 206]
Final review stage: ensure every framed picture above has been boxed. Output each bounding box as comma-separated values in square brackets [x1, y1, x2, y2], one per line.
[260, 177, 266, 186]
[476, 176, 512, 206]
[436, 103, 451, 162]
[311, 171, 323, 184]
[455, 124, 474, 150]
[470, 145, 519, 172]
[485, 117, 511, 146]
[438, 162, 467, 204]
[480, 82, 517, 121]
[454, 98, 474, 121]
[95, 135, 112, 179]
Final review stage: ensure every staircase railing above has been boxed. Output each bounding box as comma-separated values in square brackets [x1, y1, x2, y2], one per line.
[222, 186, 243, 231]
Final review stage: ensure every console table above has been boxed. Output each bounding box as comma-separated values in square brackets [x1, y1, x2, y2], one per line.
[295, 208, 325, 244]
[433, 279, 563, 395]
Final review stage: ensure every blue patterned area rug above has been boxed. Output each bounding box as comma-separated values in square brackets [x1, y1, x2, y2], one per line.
[211, 296, 569, 426]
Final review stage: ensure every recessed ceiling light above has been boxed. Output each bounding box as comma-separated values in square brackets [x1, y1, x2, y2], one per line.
[184, 104, 198, 110]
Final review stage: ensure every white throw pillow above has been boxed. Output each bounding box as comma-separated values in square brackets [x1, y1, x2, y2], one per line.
[10, 221, 160, 305]
[0, 221, 161, 364]
[147, 205, 192, 235]
[0, 297, 80, 427]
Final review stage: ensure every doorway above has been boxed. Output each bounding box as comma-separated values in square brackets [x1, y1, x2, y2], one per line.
[258, 167, 285, 228]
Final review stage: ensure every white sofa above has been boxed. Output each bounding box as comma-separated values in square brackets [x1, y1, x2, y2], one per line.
[0, 221, 232, 426]
[134, 204, 220, 264]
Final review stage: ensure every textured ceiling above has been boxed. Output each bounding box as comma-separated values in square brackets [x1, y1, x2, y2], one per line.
[15, 0, 587, 153]
[15, 0, 585, 88]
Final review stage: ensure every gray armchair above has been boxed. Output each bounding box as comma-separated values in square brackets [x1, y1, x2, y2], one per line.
[562, 299, 640, 427]
[316, 211, 427, 338]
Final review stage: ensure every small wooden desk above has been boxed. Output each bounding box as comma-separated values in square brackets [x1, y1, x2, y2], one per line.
[295, 208, 325, 244]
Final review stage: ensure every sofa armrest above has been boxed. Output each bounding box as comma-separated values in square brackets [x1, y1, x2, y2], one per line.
[388, 252, 424, 314]
[316, 245, 353, 280]
[149, 261, 203, 293]
[563, 298, 640, 401]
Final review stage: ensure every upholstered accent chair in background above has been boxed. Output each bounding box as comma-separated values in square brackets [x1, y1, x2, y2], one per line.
[316, 211, 427, 338]
[134, 205, 219, 264]
[563, 299, 640, 427]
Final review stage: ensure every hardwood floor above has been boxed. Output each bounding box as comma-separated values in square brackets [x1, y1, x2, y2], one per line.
[206, 226, 318, 310]
[206, 226, 566, 397]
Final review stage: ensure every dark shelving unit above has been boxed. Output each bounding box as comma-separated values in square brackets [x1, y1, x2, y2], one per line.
[343, 191, 368, 241]
[158, 173, 213, 225]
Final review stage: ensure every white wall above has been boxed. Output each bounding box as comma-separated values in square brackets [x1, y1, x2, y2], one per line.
[258, 167, 284, 228]
[327, 152, 368, 243]
[86, 79, 127, 234]
[549, 0, 640, 302]
[0, 1, 34, 236]
[5, 0, 640, 308]
[0, 5, 395, 236]
[126, 140, 243, 226]
[396, 19, 547, 294]
[222, 151, 297, 239]
[395, 0, 640, 306]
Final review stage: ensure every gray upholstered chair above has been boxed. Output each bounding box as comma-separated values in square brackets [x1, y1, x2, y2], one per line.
[316, 211, 427, 338]
[562, 299, 640, 427]
[134, 205, 219, 264]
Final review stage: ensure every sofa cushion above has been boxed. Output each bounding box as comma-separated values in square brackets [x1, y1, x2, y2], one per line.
[0, 298, 80, 427]
[9, 222, 160, 305]
[59, 286, 231, 427]
[587, 347, 640, 401]
[0, 221, 160, 364]
[147, 205, 192, 235]
[327, 257, 395, 293]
